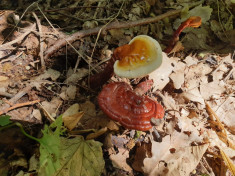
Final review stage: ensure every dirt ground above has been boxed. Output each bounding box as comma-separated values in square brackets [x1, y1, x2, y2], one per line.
[0, 0, 234, 176]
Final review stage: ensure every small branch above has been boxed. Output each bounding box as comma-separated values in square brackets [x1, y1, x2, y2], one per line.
[9, 86, 32, 104]
[0, 24, 36, 51]
[0, 99, 40, 116]
[32, 12, 45, 69]
[0, 91, 14, 98]
[44, 9, 182, 60]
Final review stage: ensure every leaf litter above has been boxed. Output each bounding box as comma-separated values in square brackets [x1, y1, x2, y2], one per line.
[0, 0, 234, 175]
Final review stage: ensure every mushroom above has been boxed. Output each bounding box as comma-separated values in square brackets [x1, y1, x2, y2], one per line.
[98, 82, 164, 131]
[164, 16, 202, 53]
[113, 35, 163, 78]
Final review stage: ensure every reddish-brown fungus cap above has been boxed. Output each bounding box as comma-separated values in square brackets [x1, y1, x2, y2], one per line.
[98, 82, 164, 131]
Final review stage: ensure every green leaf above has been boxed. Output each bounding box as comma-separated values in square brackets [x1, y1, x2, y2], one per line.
[38, 116, 63, 176]
[54, 136, 105, 176]
[189, 5, 213, 23]
[0, 115, 11, 126]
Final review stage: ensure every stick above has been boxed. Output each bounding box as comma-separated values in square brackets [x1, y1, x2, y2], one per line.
[0, 99, 40, 116]
[32, 12, 45, 69]
[44, 9, 182, 60]
[0, 24, 36, 51]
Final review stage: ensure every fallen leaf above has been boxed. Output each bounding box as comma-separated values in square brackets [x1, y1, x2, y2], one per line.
[169, 60, 186, 89]
[86, 127, 107, 140]
[35, 68, 60, 81]
[62, 104, 84, 130]
[65, 68, 88, 84]
[184, 55, 198, 67]
[149, 52, 174, 91]
[41, 97, 63, 118]
[110, 148, 132, 174]
[200, 81, 225, 100]
[32, 109, 42, 122]
[181, 87, 205, 105]
[214, 97, 235, 133]
[132, 142, 152, 172]
[144, 144, 209, 176]
[55, 136, 104, 176]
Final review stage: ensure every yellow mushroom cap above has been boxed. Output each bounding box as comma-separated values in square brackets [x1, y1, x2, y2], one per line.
[113, 35, 162, 78]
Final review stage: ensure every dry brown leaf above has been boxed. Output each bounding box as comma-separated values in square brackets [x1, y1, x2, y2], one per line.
[59, 85, 77, 100]
[132, 142, 152, 172]
[110, 148, 133, 174]
[62, 104, 84, 130]
[41, 97, 62, 121]
[169, 60, 186, 89]
[181, 87, 205, 105]
[63, 112, 84, 131]
[65, 68, 88, 84]
[35, 68, 60, 81]
[183, 62, 212, 91]
[149, 53, 175, 91]
[200, 81, 225, 100]
[184, 55, 198, 67]
[86, 127, 107, 140]
[144, 143, 209, 176]
[215, 97, 235, 134]
[168, 41, 184, 54]
[32, 109, 42, 122]
[80, 101, 96, 116]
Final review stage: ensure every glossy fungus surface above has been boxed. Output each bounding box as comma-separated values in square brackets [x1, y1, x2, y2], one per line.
[98, 82, 164, 131]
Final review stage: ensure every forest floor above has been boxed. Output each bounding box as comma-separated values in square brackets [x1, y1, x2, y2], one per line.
[0, 0, 234, 176]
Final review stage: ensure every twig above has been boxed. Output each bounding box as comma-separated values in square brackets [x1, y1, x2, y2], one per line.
[0, 51, 23, 64]
[0, 86, 32, 113]
[9, 86, 32, 104]
[44, 6, 119, 12]
[44, 9, 182, 60]
[0, 24, 36, 51]
[88, 0, 125, 87]
[32, 12, 45, 69]
[0, 91, 14, 98]
[0, 99, 40, 116]
[2, 2, 37, 44]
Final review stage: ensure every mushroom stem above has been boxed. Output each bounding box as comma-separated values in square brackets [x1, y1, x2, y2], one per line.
[164, 16, 202, 53]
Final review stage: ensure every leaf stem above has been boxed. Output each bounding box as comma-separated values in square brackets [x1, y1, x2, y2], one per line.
[15, 122, 41, 143]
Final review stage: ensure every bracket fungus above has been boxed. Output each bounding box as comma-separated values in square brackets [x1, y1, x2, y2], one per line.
[98, 82, 164, 131]
[113, 35, 163, 78]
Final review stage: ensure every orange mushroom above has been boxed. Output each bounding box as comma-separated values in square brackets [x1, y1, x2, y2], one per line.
[113, 35, 163, 78]
[90, 35, 162, 88]
[164, 16, 202, 53]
